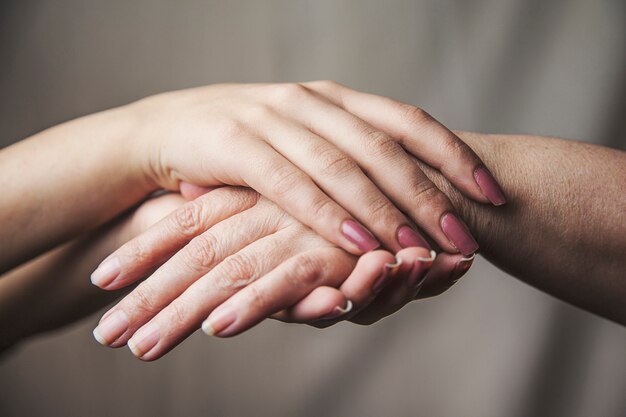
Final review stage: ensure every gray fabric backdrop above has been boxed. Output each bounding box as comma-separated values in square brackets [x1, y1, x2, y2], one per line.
[1, 1, 625, 416]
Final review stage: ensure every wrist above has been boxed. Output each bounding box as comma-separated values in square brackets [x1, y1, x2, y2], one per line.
[125, 92, 182, 192]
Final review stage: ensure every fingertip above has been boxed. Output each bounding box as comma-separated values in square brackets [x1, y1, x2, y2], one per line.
[474, 166, 507, 206]
[288, 287, 347, 322]
[179, 181, 218, 200]
[90, 257, 121, 289]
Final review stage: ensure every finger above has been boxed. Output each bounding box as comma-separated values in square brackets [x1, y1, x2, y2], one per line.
[272, 286, 348, 323]
[416, 253, 474, 299]
[275, 85, 476, 254]
[124, 226, 326, 360]
[274, 249, 397, 324]
[92, 200, 286, 348]
[90, 187, 259, 290]
[201, 247, 354, 339]
[257, 114, 429, 253]
[348, 248, 437, 325]
[179, 182, 220, 200]
[304, 81, 507, 206]
[230, 138, 381, 255]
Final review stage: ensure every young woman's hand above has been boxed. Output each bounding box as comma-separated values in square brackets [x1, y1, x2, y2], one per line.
[92, 188, 472, 361]
[127, 82, 504, 260]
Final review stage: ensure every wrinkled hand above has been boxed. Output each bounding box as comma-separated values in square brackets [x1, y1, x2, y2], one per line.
[92, 188, 473, 361]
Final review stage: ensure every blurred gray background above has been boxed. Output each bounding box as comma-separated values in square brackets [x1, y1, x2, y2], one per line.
[1, 1, 625, 416]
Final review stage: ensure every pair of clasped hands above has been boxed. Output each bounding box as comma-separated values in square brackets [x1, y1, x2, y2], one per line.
[91, 82, 506, 360]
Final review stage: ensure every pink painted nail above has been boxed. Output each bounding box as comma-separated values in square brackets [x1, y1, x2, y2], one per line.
[397, 226, 430, 249]
[93, 310, 128, 346]
[90, 257, 121, 288]
[374, 258, 402, 292]
[341, 219, 380, 252]
[127, 322, 160, 358]
[407, 250, 436, 288]
[451, 254, 475, 283]
[202, 305, 237, 336]
[441, 213, 479, 256]
[474, 166, 507, 206]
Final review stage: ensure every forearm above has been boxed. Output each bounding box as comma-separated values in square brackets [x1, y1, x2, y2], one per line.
[0, 194, 183, 351]
[0, 106, 155, 273]
[423, 132, 626, 323]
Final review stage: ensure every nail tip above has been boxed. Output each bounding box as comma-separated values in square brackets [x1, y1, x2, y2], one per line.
[127, 338, 142, 358]
[416, 250, 437, 263]
[201, 321, 215, 336]
[90, 258, 121, 288]
[92, 329, 108, 346]
[460, 253, 477, 262]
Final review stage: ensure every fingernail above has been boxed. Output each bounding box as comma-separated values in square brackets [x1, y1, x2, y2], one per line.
[373, 257, 402, 292]
[202, 305, 237, 336]
[451, 253, 475, 283]
[408, 251, 436, 288]
[93, 310, 128, 346]
[91, 257, 121, 288]
[474, 166, 507, 206]
[397, 226, 430, 249]
[441, 213, 479, 256]
[341, 219, 380, 252]
[321, 300, 353, 320]
[127, 322, 160, 358]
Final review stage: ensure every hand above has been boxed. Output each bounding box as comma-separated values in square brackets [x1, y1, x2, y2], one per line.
[92, 188, 473, 361]
[126, 81, 504, 259]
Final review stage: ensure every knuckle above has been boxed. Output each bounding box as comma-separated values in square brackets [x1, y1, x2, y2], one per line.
[267, 163, 306, 198]
[289, 253, 324, 288]
[408, 180, 441, 204]
[127, 240, 155, 267]
[361, 128, 401, 159]
[184, 233, 218, 271]
[131, 283, 158, 315]
[309, 196, 336, 222]
[270, 83, 309, 104]
[215, 252, 255, 291]
[244, 103, 274, 122]
[316, 147, 358, 178]
[217, 118, 246, 138]
[365, 194, 394, 219]
[440, 136, 473, 160]
[245, 284, 269, 310]
[407, 179, 451, 215]
[168, 301, 189, 327]
[401, 104, 432, 126]
[313, 79, 341, 91]
[173, 202, 205, 236]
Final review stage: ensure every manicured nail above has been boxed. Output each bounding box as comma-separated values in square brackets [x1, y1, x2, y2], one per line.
[451, 254, 475, 283]
[202, 305, 237, 336]
[441, 213, 479, 255]
[321, 300, 353, 320]
[341, 219, 380, 252]
[91, 257, 121, 288]
[397, 226, 430, 249]
[408, 251, 436, 288]
[474, 166, 507, 206]
[127, 322, 160, 358]
[93, 310, 128, 346]
[373, 257, 402, 292]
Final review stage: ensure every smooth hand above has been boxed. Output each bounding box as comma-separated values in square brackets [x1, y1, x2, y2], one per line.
[127, 81, 505, 260]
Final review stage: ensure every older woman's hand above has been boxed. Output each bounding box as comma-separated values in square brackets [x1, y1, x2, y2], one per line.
[92, 187, 472, 361]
